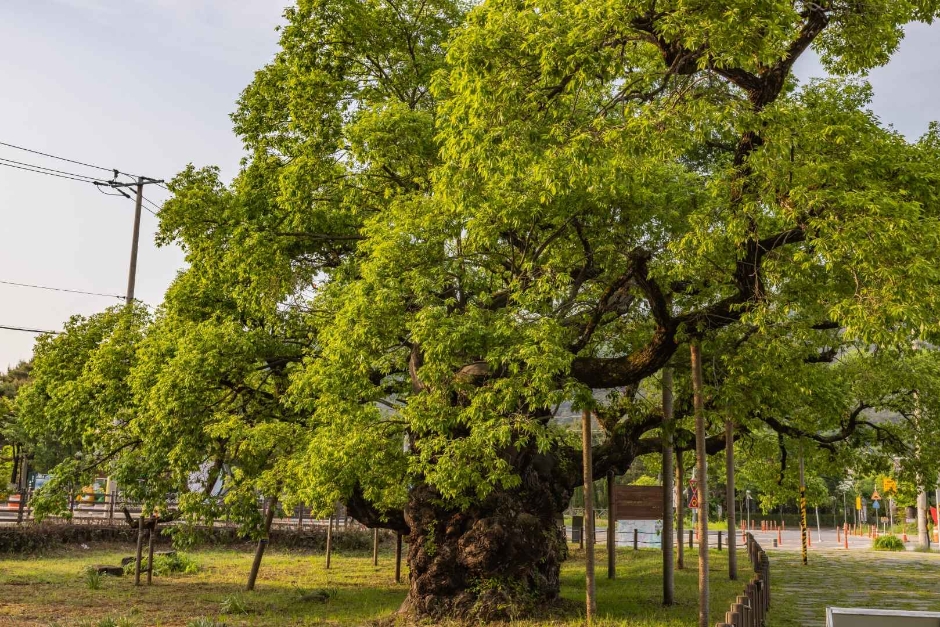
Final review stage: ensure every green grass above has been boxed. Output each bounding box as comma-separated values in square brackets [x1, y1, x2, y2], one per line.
[0, 543, 747, 626]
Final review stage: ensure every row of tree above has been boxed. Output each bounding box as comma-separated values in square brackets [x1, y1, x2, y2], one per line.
[5, 0, 940, 622]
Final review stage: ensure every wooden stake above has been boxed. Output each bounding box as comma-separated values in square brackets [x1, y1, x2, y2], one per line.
[582, 409, 596, 624]
[134, 516, 144, 586]
[373, 528, 379, 566]
[607, 472, 616, 579]
[147, 518, 156, 585]
[395, 533, 403, 584]
[325, 514, 333, 569]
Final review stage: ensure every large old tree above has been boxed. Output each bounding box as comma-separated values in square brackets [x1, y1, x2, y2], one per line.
[16, 0, 940, 621]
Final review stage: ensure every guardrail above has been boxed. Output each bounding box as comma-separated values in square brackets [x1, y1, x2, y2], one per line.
[716, 532, 770, 627]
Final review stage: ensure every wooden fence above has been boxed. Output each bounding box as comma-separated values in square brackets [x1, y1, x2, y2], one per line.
[716, 532, 770, 627]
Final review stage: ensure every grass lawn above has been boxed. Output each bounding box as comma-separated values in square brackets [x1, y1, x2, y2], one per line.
[0, 543, 746, 626]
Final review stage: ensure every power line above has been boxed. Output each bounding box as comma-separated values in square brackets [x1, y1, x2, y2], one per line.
[0, 139, 130, 176]
[0, 157, 102, 182]
[0, 161, 104, 184]
[0, 324, 59, 335]
[0, 279, 125, 301]
[141, 195, 162, 216]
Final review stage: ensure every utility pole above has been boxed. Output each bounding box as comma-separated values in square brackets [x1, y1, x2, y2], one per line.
[126, 178, 145, 303]
[95, 174, 164, 304]
[95, 174, 163, 505]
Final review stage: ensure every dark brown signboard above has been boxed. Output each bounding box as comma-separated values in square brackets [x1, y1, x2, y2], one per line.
[611, 485, 663, 521]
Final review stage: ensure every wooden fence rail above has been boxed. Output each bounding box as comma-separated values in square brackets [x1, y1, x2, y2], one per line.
[716, 532, 770, 627]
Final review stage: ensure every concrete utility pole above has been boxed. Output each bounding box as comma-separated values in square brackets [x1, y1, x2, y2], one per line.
[97, 174, 163, 503]
[126, 178, 145, 303]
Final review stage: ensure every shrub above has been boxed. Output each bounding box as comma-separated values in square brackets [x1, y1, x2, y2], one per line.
[152, 552, 198, 575]
[873, 534, 905, 551]
[219, 593, 249, 615]
[186, 619, 226, 627]
[82, 566, 102, 590]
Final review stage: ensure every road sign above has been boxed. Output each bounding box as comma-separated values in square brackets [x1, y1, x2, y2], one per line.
[856, 496, 862, 511]
[883, 478, 898, 494]
[873, 500, 881, 510]
[871, 490, 881, 501]
[689, 490, 699, 509]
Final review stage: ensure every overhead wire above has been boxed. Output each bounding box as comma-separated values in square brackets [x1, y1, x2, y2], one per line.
[0, 139, 138, 178]
[0, 160, 104, 184]
[0, 324, 60, 335]
[0, 157, 103, 182]
[0, 279, 125, 301]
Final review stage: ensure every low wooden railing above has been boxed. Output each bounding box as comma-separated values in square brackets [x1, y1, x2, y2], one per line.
[716, 532, 770, 627]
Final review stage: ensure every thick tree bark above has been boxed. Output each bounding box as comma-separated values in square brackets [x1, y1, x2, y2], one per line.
[690, 340, 709, 627]
[399, 449, 571, 622]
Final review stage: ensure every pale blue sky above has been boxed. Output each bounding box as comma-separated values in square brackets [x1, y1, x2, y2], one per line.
[0, 4, 937, 369]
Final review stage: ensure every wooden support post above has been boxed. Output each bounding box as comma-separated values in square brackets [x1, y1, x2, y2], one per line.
[725, 418, 737, 581]
[325, 514, 334, 569]
[691, 339, 709, 627]
[662, 364, 675, 604]
[582, 409, 596, 624]
[676, 448, 685, 570]
[134, 516, 144, 586]
[718, 530, 723, 551]
[146, 519, 156, 585]
[373, 528, 379, 566]
[633, 528, 638, 551]
[395, 533, 403, 584]
[607, 473, 616, 579]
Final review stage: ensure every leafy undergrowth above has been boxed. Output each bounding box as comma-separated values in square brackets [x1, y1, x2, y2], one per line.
[0, 544, 744, 626]
[872, 534, 906, 551]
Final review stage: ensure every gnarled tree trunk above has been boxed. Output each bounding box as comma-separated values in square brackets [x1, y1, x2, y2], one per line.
[400, 451, 572, 622]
